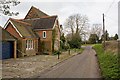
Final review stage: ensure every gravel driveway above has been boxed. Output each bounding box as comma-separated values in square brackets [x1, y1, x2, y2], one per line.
[1, 50, 78, 78]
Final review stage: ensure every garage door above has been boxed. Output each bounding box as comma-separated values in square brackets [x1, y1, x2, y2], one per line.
[1, 41, 14, 59]
[0, 42, 2, 59]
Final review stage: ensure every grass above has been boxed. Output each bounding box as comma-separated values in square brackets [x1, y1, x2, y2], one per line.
[82, 44, 94, 46]
[57, 47, 84, 61]
[70, 48, 84, 54]
[93, 44, 120, 79]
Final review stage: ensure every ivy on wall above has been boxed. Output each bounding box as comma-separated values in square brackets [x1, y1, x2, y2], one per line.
[52, 29, 56, 52]
[40, 41, 45, 53]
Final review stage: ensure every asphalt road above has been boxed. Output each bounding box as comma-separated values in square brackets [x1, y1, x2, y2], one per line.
[35, 46, 101, 78]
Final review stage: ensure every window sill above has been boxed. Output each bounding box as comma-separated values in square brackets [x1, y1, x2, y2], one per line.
[26, 49, 34, 50]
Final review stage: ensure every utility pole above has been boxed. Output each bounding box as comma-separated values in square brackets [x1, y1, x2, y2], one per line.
[103, 13, 105, 51]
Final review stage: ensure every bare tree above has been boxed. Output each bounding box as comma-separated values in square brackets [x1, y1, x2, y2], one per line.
[64, 15, 75, 36]
[90, 24, 102, 39]
[64, 14, 89, 38]
[0, 0, 20, 16]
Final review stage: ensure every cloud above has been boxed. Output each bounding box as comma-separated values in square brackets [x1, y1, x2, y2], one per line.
[0, 0, 119, 36]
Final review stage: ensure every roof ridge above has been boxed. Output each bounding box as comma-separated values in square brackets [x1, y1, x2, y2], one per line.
[10, 18, 31, 26]
[24, 6, 49, 19]
[23, 15, 57, 21]
[32, 6, 49, 16]
[9, 18, 37, 38]
[40, 15, 57, 18]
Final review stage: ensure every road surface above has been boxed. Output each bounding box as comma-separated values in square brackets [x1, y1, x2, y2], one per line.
[35, 46, 101, 78]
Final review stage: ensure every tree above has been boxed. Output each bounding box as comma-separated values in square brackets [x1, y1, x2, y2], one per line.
[60, 33, 66, 50]
[64, 14, 89, 37]
[64, 14, 89, 48]
[90, 24, 102, 39]
[0, 0, 20, 16]
[114, 34, 118, 40]
[101, 30, 109, 41]
[105, 30, 109, 41]
[89, 34, 99, 44]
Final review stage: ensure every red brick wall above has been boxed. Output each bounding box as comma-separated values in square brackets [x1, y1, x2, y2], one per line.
[36, 30, 52, 54]
[6, 23, 21, 39]
[37, 30, 52, 41]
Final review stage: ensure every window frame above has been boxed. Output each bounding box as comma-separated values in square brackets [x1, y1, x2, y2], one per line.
[26, 40, 34, 50]
[43, 31, 46, 39]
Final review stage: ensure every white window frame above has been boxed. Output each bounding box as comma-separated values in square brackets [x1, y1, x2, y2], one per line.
[31, 40, 34, 49]
[26, 40, 34, 50]
[43, 31, 46, 38]
[26, 40, 28, 50]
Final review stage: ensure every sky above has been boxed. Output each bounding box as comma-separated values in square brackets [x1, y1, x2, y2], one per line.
[0, 0, 119, 37]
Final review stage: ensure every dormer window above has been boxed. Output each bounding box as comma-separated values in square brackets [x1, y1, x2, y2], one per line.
[43, 31, 46, 38]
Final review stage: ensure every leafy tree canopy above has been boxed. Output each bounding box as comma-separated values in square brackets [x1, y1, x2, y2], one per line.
[89, 34, 99, 44]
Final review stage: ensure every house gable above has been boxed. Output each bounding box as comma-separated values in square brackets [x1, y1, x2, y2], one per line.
[4, 20, 23, 38]
[5, 19, 38, 39]
[5, 22, 22, 39]
[52, 18, 61, 38]
[24, 6, 48, 19]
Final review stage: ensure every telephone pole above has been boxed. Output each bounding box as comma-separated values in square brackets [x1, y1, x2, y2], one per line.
[103, 13, 105, 51]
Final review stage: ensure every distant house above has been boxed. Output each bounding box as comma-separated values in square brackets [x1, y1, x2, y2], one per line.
[4, 6, 60, 57]
[0, 26, 17, 59]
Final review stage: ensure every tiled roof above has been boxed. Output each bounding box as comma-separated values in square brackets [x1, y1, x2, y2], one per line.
[22, 15, 57, 30]
[4, 6, 59, 39]
[0, 26, 16, 41]
[10, 18, 38, 38]
[25, 6, 49, 19]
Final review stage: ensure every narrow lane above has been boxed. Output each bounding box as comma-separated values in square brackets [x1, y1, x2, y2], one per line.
[36, 46, 101, 78]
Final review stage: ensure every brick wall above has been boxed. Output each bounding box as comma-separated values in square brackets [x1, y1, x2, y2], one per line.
[54, 25, 60, 51]
[6, 23, 21, 39]
[36, 30, 52, 54]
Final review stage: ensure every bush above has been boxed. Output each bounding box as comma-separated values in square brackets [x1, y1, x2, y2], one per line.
[68, 34, 81, 49]
[60, 43, 69, 50]
[68, 40, 81, 49]
[53, 50, 61, 55]
[64, 45, 69, 50]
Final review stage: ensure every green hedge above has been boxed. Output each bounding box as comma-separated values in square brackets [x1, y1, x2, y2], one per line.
[93, 44, 120, 79]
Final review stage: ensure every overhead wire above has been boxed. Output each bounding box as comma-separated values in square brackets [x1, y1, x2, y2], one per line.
[105, 0, 116, 15]
[104, 15, 117, 23]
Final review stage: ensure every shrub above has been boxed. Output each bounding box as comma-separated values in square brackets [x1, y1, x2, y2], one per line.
[68, 34, 81, 49]
[53, 50, 61, 55]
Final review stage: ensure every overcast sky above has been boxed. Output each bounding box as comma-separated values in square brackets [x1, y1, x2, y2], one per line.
[0, 0, 119, 36]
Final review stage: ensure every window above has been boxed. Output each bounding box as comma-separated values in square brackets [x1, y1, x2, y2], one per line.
[43, 31, 46, 38]
[26, 40, 34, 50]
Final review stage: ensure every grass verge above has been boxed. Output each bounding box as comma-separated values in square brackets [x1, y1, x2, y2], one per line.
[70, 48, 84, 54]
[93, 44, 120, 79]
